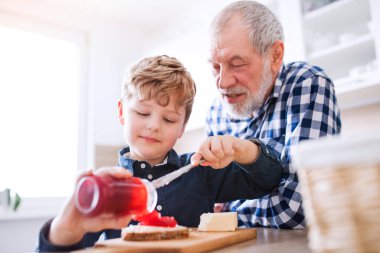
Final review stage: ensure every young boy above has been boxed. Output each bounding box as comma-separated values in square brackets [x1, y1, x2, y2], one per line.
[37, 55, 282, 252]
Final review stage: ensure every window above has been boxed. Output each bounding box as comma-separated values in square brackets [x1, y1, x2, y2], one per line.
[0, 21, 86, 199]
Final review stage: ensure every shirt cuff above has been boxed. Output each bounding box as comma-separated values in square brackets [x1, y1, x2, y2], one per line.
[243, 139, 283, 191]
[37, 219, 85, 252]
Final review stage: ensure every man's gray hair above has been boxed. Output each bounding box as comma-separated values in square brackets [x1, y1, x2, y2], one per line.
[211, 1, 284, 55]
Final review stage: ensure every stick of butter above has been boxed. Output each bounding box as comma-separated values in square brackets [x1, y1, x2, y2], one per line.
[198, 212, 238, 232]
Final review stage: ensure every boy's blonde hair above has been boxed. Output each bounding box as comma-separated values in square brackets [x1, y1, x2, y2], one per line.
[122, 55, 196, 123]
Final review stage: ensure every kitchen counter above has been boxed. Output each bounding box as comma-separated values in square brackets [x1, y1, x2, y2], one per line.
[215, 227, 310, 253]
[74, 228, 311, 252]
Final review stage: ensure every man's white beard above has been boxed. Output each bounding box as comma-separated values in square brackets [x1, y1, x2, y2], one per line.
[220, 60, 273, 119]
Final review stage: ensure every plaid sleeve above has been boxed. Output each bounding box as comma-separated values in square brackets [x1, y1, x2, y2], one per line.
[228, 70, 341, 229]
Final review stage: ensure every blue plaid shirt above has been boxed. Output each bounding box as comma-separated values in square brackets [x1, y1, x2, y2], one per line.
[206, 61, 342, 229]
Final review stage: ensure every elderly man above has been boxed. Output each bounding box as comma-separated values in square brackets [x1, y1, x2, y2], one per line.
[207, 1, 341, 229]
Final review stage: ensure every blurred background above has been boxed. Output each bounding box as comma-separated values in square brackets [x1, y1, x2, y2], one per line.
[0, 0, 379, 252]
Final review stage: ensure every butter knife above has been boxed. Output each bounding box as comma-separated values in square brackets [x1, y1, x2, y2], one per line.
[152, 159, 205, 189]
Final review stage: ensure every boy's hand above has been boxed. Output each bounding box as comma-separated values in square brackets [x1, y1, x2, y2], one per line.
[49, 166, 133, 246]
[191, 136, 259, 169]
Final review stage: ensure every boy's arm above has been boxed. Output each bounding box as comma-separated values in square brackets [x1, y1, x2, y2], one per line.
[37, 167, 133, 251]
[191, 135, 283, 196]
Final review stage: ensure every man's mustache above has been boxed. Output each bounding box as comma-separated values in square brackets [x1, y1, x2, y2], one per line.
[219, 86, 250, 95]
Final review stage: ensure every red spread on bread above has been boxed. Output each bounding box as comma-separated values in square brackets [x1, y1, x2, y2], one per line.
[134, 210, 177, 227]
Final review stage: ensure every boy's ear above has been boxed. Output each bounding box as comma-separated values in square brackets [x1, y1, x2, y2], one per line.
[117, 99, 124, 125]
[177, 122, 187, 139]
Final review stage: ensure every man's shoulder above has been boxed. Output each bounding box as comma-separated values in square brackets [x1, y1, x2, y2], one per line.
[283, 61, 331, 81]
[278, 61, 334, 95]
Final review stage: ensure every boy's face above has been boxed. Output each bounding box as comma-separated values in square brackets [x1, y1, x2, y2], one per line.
[118, 94, 187, 166]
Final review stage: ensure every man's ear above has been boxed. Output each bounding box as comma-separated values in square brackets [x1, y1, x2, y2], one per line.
[117, 99, 124, 125]
[269, 40, 284, 74]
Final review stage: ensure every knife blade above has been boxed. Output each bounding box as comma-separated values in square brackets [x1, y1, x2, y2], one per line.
[152, 159, 205, 189]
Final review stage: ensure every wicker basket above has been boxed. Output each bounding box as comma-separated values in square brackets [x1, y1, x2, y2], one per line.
[292, 135, 380, 253]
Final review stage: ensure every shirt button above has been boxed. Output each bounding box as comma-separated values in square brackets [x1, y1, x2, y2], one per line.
[140, 163, 146, 169]
[147, 174, 153, 180]
[156, 205, 162, 211]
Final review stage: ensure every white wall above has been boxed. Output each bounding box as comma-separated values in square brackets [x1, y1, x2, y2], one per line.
[340, 103, 380, 136]
[0, 217, 47, 253]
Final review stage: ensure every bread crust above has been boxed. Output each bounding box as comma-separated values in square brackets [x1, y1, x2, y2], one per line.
[122, 225, 189, 241]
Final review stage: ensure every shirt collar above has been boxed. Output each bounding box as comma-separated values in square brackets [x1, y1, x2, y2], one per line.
[118, 146, 182, 174]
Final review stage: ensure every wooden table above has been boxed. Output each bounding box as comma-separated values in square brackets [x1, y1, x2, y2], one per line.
[215, 228, 311, 253]
[75, 228, 311, 253]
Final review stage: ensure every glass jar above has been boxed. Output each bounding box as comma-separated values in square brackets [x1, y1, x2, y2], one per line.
[74, 174, 157, 217]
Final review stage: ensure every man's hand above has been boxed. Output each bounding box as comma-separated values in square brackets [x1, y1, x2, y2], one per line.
[191, 135, 259, 169]
[48, 166, 133, 246]
[213, 203, 226, 212]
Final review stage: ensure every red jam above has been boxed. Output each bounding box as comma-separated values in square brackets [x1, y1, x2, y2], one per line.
[75, 174, 157, 217]
[135, 210, 177, 227]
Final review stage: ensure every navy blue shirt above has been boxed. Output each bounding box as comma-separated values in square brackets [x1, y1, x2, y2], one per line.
[38, 145, 282, 252]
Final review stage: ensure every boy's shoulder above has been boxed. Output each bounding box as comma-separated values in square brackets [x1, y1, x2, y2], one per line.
[177, 152, 193, 166]
[167, 149, 194, 167]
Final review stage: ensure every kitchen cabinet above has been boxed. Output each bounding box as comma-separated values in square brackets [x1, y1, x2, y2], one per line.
[302, 0, 379, 92]
[267, 0, 380, 110]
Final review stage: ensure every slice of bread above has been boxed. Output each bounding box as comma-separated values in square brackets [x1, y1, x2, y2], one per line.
[122, 225, 189, 241]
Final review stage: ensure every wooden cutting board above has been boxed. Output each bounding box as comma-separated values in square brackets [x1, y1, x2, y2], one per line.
[94, 228, 257, 253]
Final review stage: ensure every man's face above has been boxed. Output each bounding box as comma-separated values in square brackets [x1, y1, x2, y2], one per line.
[210, 18, 274, 118]
[118, 94, 186, 166]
